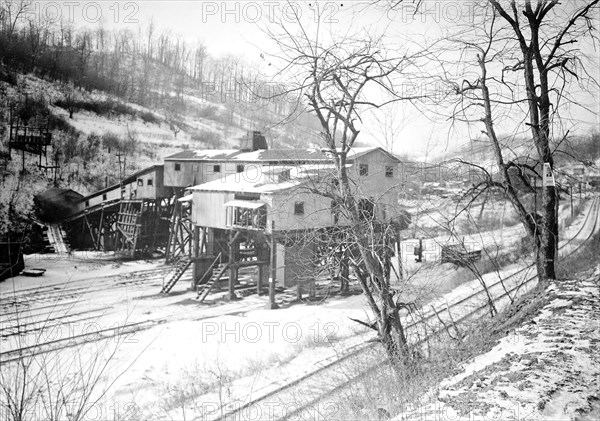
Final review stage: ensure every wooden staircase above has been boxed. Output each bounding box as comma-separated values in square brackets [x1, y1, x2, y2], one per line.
[196, 259, 229, 302]
[161, 258, 192, 293]
[116, 200, 143, 256]
[45, 224, 69, 254]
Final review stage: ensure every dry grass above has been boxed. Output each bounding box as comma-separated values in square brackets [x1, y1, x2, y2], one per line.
[556, 232, 600, 279]
[327, 282, 555, 420]
[330, 234, 600, 420]
[561, 200, 587, 230]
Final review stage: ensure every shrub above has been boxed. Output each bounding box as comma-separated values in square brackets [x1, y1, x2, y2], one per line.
[0, 67, 18, 85]
[54, 99, 138, 118]
[197, 105, 220, 120]
[47, 114, 77, 133]
[191, 129, 222, 147]
[140, 111, 160, 124]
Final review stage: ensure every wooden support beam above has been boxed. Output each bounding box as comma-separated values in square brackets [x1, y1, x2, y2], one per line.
[267, 221, 279, 309]
[96, 208, 105, 250]
[236, 260, 268, 268]
[257, 264, 265, 296]
[84, 214, 97, 249]
[192, 225, 200, 290]
[228, 230, 239, 301]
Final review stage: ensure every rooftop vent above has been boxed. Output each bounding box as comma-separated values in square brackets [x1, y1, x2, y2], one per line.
[241, 131, 268, 151]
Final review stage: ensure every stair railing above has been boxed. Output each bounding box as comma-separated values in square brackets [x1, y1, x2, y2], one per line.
[196, 252, 223, 292]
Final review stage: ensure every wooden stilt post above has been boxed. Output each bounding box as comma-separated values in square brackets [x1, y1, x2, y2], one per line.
[309, 278, 316, 299]
[96, 207, 105, 250]
[257, 264, 264, 296]
[396, 228, 404, 281]
[192, 225, 200, 290]
[228, 230, 238, 301]
[267, 221, 279, 309]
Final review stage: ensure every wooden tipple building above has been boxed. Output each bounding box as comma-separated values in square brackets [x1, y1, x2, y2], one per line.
[49, 131, 403, 303]
[160, 137, 403, 301]
[64, 165, 174, 254]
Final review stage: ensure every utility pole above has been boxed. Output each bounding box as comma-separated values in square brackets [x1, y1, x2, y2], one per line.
[534, 177, 537, 216]
[396, 228, 403, 281]
[116, 150, 125, 183]
[570, 185, 574, 218]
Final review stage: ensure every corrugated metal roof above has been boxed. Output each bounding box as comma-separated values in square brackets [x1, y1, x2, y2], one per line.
[191, 164, 339, 194]
[224, 200, 266, 209]
[164, 148, 324, 162]
[164, 147, 395, 163]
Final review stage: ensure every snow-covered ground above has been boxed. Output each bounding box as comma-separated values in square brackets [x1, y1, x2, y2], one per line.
[0, 196, 595, 421]
[392, 271, 600, 421]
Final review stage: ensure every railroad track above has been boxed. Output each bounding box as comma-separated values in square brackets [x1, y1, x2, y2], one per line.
[0, 266, 174, 312]
[0, 270, 258, 344]
[1, 196, 596, 402]
[283, 200, 600, 420]
[206, 195, 599, 421]
[0, 299, 270, 365]
[0, 279, 259, 347]
[1, 260, 264, 365]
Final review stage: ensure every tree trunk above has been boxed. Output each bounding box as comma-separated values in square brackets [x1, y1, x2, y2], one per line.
[539, 185, 557, 281]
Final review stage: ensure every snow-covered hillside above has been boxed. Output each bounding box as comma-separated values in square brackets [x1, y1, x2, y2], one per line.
[393, 272, 600, 421]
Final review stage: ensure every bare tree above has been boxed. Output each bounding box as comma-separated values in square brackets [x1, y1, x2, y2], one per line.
[0, 0, 32, 39]
[423, 0, 599, 283]
[262, 10, 429, 366]
[0, 302, 145, 421]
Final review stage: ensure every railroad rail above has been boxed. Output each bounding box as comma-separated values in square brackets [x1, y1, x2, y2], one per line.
[0, 196, 597, 413]
[0, 269, 257, 364]
[284, 200, 600, 420]
[0, 266, 173, 312]
[207, 195, 599, 421]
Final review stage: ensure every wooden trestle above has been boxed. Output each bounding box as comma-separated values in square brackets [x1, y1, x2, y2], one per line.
[64, 197, 173, 256]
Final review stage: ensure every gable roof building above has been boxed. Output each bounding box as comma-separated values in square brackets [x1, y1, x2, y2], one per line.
[162, 146, 399, 188]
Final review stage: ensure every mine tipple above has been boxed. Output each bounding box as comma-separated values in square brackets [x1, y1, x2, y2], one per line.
[52, 133, 404, 300]
[65, 165, 174, 254]
[182, 146, 403, 297]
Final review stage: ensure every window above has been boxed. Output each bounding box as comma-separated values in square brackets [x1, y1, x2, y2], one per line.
[213, 165, 221, 173]
[359, 164, 369, 176]
[174, 163, 181, 171]
[235, 192, 260, 201]
[294, 201, 305, 215]
[237, 165, 245, 173]
[147, 178, 153, 186]
[358, 198, 375, 221]
[331, 200, 340, 224]
[385, 166, 394, 178]
[279, 169, 291, 182]
[137, 179, 143, 186]
[102, 193, 107, 201]
[85, 200, 89, 208]
[226, 201, 267, 229]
